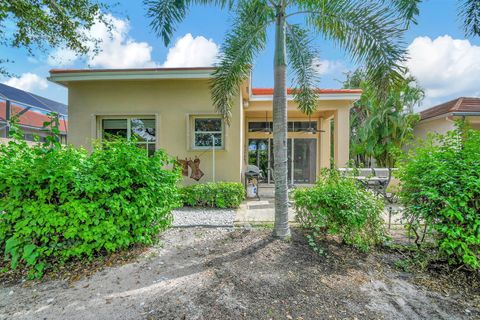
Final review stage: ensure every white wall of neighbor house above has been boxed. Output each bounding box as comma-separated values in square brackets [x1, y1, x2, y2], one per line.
[414, 117, 455, 141]
[67, 79, 243, 184]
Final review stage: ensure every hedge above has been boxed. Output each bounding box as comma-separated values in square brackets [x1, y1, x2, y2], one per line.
[0, 122, 180, 277]
[399, 122, 480, 269]
[180, 182, 245, 208]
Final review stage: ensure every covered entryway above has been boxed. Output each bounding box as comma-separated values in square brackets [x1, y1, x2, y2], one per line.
[247, 137, 317, 185]
[244, 109, 344, 186]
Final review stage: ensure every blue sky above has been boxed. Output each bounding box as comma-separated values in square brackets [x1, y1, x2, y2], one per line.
[1, 0, 479, 110]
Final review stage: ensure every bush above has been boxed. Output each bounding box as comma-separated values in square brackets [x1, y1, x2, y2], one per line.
[399, 122, 480, 269]
[0, 120, 180, 277]
[292, 169, 386, 252]
[180, 182, 245, 208]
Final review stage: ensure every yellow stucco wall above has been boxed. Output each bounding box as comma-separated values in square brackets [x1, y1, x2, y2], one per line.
[67, 79, 243, 184]
[66, 77, 355, 185]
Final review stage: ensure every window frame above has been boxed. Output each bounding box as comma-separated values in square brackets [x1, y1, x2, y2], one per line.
[190, 115, 225, 150]
[97, 115, 158, 156]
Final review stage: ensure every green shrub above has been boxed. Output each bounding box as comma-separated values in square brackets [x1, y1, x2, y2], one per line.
[180, 182, 245, 208]
[292, 169, 386, 252]
[399, 122, 480, 269]
[0, 119, 180, 277]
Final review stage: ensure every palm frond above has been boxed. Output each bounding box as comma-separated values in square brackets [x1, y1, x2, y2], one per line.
[460, 0, 480, 37]
[285, 23, 319, 115]
[300, 0, 408, 93]
[383, 0, 421, 25]
[144, 0, 234, 46]
[211, 0, 273, 123]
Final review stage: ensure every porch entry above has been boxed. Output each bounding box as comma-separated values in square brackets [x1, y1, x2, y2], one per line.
[248, 138, 317, 184]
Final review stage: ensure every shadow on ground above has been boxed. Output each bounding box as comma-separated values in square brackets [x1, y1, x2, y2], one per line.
[1, 228, 478, 320]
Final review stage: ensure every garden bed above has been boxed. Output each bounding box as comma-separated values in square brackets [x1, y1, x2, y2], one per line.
[1, 227, 478, 320]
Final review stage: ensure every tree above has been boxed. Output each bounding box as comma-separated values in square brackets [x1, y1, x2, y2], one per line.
[0, 0, 109, 76]
[145, 0, 419, 238]
[344, 69, 424, 167]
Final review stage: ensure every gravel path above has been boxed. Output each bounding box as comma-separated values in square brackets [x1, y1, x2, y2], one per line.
[171, 207, 236, 227]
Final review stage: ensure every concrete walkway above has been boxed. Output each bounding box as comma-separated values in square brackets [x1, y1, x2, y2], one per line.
[235, 196, 405, 229]
[235, 198, 296, 225]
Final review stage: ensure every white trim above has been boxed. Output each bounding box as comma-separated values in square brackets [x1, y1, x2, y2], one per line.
[48, 69, 214, 85]
[419, 113, 454, 123]
[249, 93, 362, 102]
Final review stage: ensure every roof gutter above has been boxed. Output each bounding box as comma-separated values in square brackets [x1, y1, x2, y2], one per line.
[451, 112, 480, 116]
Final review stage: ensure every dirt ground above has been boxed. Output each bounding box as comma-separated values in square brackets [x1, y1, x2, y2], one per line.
[1, 227, 479, 320]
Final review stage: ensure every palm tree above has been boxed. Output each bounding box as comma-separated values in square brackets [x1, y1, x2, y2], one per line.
[345, 69, 424, 167]
[145, 0, 419, 238]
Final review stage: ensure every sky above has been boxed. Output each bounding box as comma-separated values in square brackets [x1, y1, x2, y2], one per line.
[1, 0, 480, 110]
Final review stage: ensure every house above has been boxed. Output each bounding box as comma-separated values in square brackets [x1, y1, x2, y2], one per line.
[414, 97, 480, 140]
[0, 83, 68, 143]
[48, 67, 361, 185]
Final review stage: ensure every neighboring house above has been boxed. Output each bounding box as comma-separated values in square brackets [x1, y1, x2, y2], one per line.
[414, 97, 480, 140]
[0, 83, 68, 143]
[48, 67, 361, 185]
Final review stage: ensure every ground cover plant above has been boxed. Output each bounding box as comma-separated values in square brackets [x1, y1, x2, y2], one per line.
[180, 182, 245, 208]
[399, 122, 480, 270]
[292, 169, 386, 252]
[0, 116, 180, 278]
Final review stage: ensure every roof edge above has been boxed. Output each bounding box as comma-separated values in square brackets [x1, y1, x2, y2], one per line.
[252, 87, 362, 95]
[49, 67, 216, 74]
[48, 67, 217, 86]
[420, 97, 480, 121]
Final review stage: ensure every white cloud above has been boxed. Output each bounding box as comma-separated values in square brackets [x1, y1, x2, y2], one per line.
[162, 33, 219, 67]
[3, 73, 48, 92]
[47, 48, 78, 67]
[48, 14, 156, 68]
[27, 56, 39, 64]
[312, 58, 345, 75]
[405, 35, 480, 104]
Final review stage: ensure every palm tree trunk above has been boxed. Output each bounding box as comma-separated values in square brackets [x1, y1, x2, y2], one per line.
[272, 2, 290, 239]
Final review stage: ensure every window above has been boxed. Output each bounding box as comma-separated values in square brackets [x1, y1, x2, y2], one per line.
[192, 116, 224, 149]
[101, 117, 156, 156]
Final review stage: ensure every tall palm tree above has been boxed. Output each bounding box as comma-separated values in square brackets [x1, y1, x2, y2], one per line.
[145, 0, 419, 238]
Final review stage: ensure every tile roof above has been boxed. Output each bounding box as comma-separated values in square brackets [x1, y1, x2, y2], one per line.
[420, 97, 480, 120]
[251, 88, 362, 95]
[0, 101, 67, 132]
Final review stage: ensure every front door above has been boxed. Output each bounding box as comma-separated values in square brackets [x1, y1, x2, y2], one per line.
[248, 138, 316, 184]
